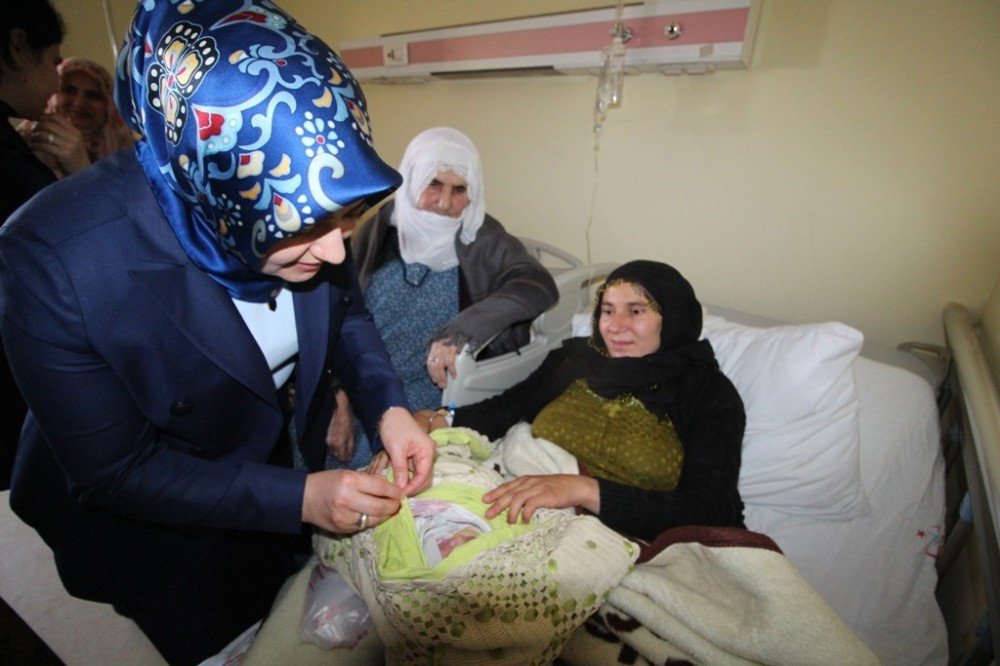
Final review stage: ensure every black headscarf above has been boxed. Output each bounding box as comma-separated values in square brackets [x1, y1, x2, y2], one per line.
[585, 260, 718, 418]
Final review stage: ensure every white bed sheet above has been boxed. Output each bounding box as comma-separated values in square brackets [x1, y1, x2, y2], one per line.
[745, 357, 948, 665]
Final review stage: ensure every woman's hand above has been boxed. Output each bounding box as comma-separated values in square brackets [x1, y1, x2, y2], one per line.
[326, 388, 356, 463]
[378, 407, 435, 496]
[28, 113, 91, 175]
[482, 475, 601, 524]
[412, 408, 449, 433]
[426, 341, 460, 389]
[302, 469, 403, 533]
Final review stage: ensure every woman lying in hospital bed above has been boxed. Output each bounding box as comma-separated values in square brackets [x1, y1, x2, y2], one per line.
[288, 260, 878, 665]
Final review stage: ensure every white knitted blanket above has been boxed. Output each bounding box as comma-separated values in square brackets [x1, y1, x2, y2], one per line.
[303, 425, 877, 665]
[314, 427, 639, 665]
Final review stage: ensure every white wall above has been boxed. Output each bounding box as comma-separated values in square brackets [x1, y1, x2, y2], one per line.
[58, 0, 1000, 348]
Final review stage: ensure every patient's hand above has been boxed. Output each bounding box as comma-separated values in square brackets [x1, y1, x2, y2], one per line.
[426, 341, 459, 389]
[482, 475, 601, 524]
[413, 408, 447, 433]
[326, 388, 355, 462]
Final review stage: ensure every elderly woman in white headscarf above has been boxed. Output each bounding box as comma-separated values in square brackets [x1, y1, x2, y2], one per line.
[332, 126, 558, 467]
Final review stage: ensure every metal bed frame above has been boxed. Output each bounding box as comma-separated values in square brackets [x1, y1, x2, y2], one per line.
[937, 273, 1000, 664]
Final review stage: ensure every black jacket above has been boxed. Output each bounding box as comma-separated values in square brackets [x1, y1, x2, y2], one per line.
[0, 100, 57, 224]
[0, 100, 57, 488]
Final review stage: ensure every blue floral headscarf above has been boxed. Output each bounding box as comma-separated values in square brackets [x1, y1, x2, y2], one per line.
[115, 0, 401, 301]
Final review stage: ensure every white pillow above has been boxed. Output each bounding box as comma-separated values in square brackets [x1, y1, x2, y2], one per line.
[571, 312, 592, 338]
[701, 314, 870, 520]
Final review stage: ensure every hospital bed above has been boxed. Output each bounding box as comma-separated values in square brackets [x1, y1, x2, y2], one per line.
[444, 247, 952, 665]
[2, 245, 997, 665]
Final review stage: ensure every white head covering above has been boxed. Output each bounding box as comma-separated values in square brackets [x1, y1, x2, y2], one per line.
[392, 127, 486, 271]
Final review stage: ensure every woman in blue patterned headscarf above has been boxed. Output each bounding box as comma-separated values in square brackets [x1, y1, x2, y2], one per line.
[0, 1, 434, 663]
[116, 0, 401, 302]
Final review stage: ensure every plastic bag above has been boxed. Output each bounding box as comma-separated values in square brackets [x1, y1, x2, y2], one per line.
[299, 562, 373, 650]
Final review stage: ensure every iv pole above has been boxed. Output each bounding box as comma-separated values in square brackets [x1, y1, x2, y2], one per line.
[101, 0, 119, 60]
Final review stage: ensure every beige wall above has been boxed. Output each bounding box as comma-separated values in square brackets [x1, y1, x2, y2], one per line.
[51, 0, 131, 72]
[56, 1, 1000, 348]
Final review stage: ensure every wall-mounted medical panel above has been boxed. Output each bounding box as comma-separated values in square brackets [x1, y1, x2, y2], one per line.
[338, 0, 761, 82]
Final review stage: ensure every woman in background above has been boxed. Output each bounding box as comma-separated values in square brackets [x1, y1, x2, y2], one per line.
[22, 56, 134, 175]
[328, 127, 558, 467]
[416, 260, 747, 542]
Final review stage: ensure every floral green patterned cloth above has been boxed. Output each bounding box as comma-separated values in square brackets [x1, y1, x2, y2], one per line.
[315, 428, 638, 665]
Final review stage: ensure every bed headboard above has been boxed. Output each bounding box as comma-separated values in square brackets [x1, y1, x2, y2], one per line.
[941, 272, 1000, 658]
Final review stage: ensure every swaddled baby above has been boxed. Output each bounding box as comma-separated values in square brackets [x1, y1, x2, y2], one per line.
[315, 427, 638, 665]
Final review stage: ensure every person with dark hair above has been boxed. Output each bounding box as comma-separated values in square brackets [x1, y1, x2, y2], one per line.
[414, 260, 747, 542]
[0, 0, 65, 490]
[0, 1, 434, 663]
[0, 0, 66, 222]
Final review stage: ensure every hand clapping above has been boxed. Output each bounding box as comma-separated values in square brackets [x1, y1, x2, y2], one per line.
[28, 113, 91, 175]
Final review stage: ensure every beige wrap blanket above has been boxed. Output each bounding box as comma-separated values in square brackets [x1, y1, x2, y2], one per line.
[243, 425, 877, 665]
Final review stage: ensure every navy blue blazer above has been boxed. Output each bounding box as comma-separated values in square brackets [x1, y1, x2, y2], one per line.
[0, 151, 407, 597]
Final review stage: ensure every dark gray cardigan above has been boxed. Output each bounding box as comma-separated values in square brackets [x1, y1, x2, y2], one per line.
[351, 201, 558, 357]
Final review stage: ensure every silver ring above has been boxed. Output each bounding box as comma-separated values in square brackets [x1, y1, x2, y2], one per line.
[356, 513, 368, 530]
[47, 133, 54, 144]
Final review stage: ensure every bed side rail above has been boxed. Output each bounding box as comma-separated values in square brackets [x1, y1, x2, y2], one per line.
[517, 237, 584, 275]
[442, 263, 616, 408]
[942, 286, 1000, 659]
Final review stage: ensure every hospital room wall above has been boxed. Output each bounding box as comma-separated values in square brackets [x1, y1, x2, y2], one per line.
[57, 0, 1000, 349]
